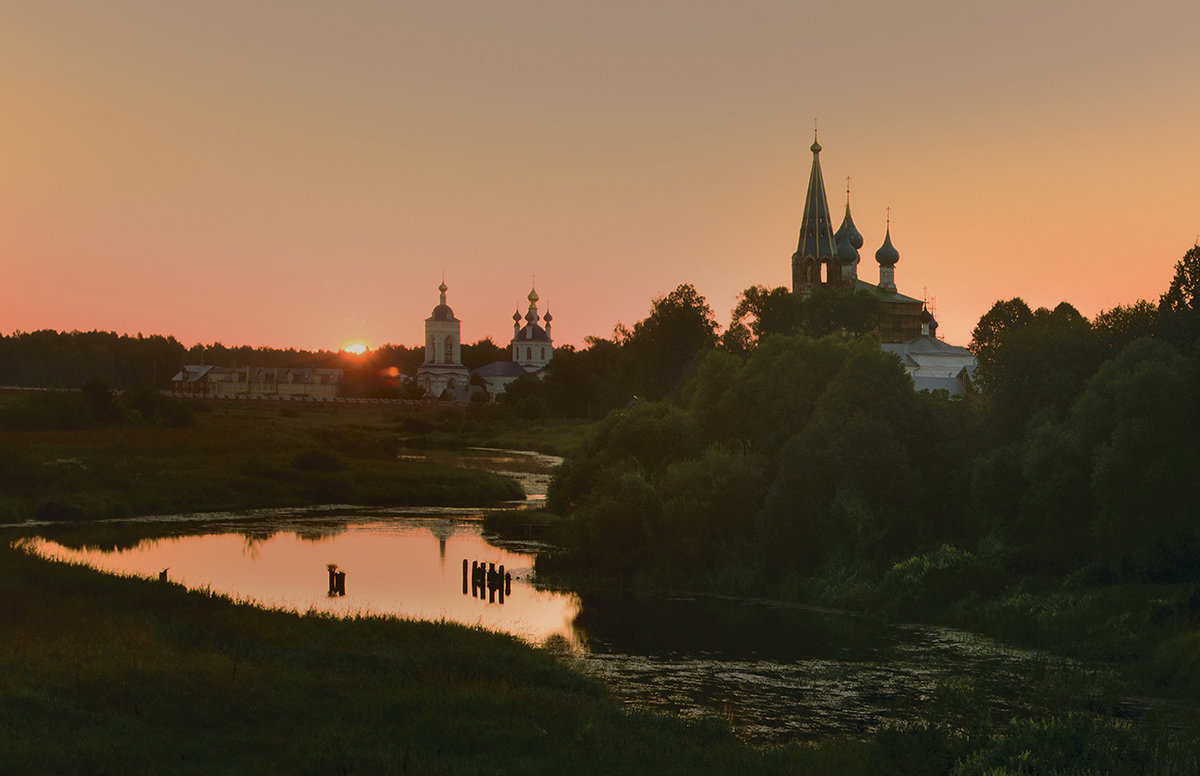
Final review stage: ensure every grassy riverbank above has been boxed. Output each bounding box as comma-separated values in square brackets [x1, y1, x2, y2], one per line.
[0, 401, 599, 524]
[0, 542, 809, 775]
[5, 543, 1200, 775]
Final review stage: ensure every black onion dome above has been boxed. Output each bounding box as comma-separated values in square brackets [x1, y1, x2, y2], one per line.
[834, 203, 864, 250]
[875, 226, 900, 266]
[919, 307, 933, 325]
[837, 233, 859, 265]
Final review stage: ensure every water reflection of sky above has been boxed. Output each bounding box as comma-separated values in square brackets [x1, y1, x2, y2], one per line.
[22, 516, 583, 648]
[18, 510, 1176, 745]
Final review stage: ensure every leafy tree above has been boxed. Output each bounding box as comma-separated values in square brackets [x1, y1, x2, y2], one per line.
[542, 340, 626, 419]
[658, 447, 768, 569]
[802, 286, 881, 337]
[969, 298, 1034, 381]
[497, 373, 550, 418]
[1092, 300, 1159, 356]
[974, 302, 1100, 435]
[685, 334, 860, 456]
[461, 337, 506, 371]
[547, 401, 705, 516]
[728, 285, 880, 348]
[1076, 340, 1200, 580]
[728, 285, 805, 345]
[756, 341, 934, 568]
[1159, 243, 1200, 344]
[620, 284, 719, 401]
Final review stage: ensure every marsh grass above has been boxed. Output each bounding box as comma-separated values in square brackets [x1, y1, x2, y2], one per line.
[0, 404, 524, 523]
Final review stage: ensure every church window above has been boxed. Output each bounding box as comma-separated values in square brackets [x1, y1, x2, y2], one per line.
[526, 347, 532, 361]
[540, 347, 545, 360]
[444, 336, 453, 363]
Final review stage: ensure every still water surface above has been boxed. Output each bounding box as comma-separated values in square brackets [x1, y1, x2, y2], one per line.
[16, 509, 1085, 743]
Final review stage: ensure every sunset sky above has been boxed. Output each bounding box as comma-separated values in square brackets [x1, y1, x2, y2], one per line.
[3, 1, 1197, 352]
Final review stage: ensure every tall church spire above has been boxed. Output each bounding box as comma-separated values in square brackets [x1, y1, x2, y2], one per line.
[791, 131, 839, 295]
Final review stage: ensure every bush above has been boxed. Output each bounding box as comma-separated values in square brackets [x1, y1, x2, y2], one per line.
[879, 543, 1005, 619]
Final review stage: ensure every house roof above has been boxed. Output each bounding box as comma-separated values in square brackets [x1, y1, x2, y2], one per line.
[852, 279, 923, 305]
[882, 334, 973, 358]
[170, 365, 343, 384]
[472, 360, 530, 378]
[514, 323, 552, 343]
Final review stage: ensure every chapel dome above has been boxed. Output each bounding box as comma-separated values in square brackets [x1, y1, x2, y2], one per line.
[834, 207, 864, 251]
[837, 234, 859, 265]
[875, 227, 900, 266]
[429, 304, 456, 321]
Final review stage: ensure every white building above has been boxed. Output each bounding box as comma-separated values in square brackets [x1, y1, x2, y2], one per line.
[472, 286, 555, 402]
[416, 281, 471, 401]
[170, 366, 343, 399]
[881, 311, 977, 396]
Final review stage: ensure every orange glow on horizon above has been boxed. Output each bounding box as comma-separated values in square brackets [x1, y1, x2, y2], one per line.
[1, 3, 1196, 351]
[342, 343, 368, 355]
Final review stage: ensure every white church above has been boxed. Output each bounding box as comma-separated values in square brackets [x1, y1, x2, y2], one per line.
[415, 281, 554, 402]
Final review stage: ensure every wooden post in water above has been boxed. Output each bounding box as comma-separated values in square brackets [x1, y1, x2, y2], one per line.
[462, 559, 469, 595]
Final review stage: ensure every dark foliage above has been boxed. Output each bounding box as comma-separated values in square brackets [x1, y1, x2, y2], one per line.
[545, 243, 1200, 605]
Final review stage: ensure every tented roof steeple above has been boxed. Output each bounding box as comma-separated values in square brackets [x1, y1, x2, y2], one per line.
[793, 137, 839, 263]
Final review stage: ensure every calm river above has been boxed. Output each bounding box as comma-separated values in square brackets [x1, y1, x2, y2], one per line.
[5, 448, 1150, 743]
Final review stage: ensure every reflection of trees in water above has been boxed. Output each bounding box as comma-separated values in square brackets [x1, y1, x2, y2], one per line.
[36, 522, 211, 552]
[239, 529, 276, 560]
[294, 522, 348, 543]
[571, 591, 887, 661]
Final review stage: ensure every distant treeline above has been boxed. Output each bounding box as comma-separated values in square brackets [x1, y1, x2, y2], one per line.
[0, 330, 511, 397]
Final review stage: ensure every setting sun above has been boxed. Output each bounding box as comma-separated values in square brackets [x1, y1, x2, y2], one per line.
[342, 342, 368, 355]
